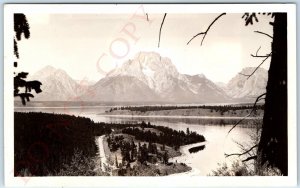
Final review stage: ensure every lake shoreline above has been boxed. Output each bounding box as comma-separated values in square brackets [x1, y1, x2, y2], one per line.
[104, 106, 264, 118]
[99, 114, 262, 119]
[14, 109, 255, 176]
[169, 142, 207, 176]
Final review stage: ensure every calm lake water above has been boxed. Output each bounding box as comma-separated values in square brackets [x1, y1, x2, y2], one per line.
[15, 105, 256, 176]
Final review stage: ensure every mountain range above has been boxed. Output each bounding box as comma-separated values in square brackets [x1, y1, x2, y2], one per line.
[28, 66, 89, 101]
[26, 52, 268, 104]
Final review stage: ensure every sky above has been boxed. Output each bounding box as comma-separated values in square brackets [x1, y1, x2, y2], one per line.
[15, 13, 273, 83]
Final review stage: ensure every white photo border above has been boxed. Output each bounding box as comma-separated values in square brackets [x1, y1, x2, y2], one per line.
[3, 3, 297, 187]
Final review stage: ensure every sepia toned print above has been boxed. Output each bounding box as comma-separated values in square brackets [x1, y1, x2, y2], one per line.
[4, 4, 297, 187]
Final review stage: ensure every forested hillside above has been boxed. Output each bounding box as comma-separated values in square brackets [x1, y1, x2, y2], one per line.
[14, 112, 112, 176]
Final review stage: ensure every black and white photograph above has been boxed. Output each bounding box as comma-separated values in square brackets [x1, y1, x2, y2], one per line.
[3, 4, 297, 187]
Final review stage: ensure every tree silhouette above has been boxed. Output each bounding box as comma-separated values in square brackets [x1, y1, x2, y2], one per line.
[187, 13, 226, 45]
[14, 13, 42, 105]
[236, 13, 287, 175]
[163, 151, 169, 164]
[14, 14, 30, 58]
[184, 13, 287, 175]
[256, 13, 287, 175]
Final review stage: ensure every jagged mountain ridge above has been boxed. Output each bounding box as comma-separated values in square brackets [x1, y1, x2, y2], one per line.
[28, 52, 268, 103]
[82, 52, 230, 103]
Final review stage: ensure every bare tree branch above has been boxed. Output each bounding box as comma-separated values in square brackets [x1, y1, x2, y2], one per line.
[225, 144, 258, 158]
[186, 32, 206, 45]
[255, 46, 261, 56]
[250, 46, 272, 58]
[227, 93, 266, 134]
[187, 13, 226, 46]
[239, 53, 272, 79]
[242, 155, 257, 162]
[232, 140, 254, 156]
[251, 54, 271, 58]
[254, 30, 273, 39]
[258, 97, 265, 101]
[239, 73, 249, 77]
[233, 140, 246, 150]
[246, 54, 271, 79]
[158, 13, 167, 48]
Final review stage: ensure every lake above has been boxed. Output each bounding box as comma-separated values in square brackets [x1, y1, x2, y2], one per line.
[15, 104, 257, 176]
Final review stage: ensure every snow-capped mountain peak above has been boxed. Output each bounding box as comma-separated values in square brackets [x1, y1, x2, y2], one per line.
[107, 51, 180, 94]
[82, 51, 230, 103]
[197, 73, 206, 79]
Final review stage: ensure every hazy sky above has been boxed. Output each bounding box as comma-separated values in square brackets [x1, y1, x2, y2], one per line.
[16, 13, 273, 83]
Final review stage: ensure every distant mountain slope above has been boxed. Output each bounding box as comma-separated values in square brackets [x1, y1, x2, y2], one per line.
[183, 74, 231, 103]
[82, 75, 161, 102]
[215, 82, 227, 91]
[29, 66, 86, 101]
[75, 79, 96, 87]
[225, 67, 268, 100]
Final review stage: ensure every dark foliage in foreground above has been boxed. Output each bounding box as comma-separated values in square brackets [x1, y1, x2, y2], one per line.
[14, 14, 43, 105]
[14, 112, 111, 176]
[14, 112, 205, 176]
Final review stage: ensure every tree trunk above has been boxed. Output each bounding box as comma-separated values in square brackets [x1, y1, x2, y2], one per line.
[257, 13, 287, 175]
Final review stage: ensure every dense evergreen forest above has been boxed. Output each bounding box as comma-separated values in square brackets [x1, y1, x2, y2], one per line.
[108, 104, 264, 113]
[107, 135, 170, 169]
[14, 112, 112, 176]
[106, 121, 205, 174]
[106, 123, 205, 175]
[14, 112, 205, 176]
[121, 121, 205, 149]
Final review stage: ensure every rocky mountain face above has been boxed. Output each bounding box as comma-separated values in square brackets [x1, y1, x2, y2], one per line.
[28, 52, 268, 104]
[225, 67, 268, 101]
[28, 66, 87, 101]
[82, 52, 230, 103]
